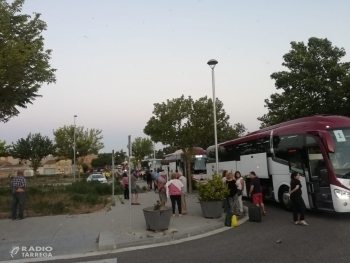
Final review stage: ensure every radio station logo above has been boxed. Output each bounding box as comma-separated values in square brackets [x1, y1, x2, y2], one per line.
[9, 246, 53, 258]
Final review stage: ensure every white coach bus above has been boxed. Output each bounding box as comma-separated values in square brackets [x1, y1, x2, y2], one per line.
[206, 115, 350, 213]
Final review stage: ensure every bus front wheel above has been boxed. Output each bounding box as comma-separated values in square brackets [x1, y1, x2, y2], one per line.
[279, 186, 292, 211]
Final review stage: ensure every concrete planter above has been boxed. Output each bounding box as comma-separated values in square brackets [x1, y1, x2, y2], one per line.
[143, 207, 172, 232]
[200, 200, 223, 219]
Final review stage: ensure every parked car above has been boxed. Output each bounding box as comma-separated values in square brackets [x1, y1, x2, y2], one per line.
[87, 174, 108, 183]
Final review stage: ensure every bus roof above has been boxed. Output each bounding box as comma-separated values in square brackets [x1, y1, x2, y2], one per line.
[163, 147, 206, 158]
[210, 115, 350, 148]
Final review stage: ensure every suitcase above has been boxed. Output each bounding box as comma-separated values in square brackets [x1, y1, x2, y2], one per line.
[225, 213, 233, 227]
[248, 206, 262, 222]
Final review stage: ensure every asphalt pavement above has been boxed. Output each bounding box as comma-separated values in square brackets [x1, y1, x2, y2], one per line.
[30, 200, 350, 263]
[0, 181, 248, 263]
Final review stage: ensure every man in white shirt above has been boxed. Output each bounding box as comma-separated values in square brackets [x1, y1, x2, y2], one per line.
[177, 171, 187, 214]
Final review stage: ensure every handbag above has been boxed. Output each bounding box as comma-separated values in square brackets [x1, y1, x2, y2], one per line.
[237, 189, 243, 196]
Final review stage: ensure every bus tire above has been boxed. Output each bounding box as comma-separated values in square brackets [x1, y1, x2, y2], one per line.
[279, 186, 292, 211]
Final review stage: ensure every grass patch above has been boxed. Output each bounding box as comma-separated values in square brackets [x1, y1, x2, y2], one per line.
[0, 180, 117, 219]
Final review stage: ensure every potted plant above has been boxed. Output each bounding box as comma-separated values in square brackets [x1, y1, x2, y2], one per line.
[143, 201, 172, 232]
[197, 173, 229, 218]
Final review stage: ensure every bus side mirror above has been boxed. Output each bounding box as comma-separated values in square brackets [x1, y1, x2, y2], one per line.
[319, 131, 335, 153]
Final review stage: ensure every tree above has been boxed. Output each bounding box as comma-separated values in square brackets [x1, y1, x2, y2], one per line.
[162, 145, 178, 155]
[258, 37, 350, 128]
[144, 95, 242, 193]
[131, 137, 154, 168]
[91, 153, 113, 168]
[189, 96, 246, 149]
[155, 149, 164, 159]
[0, 140, 10, 156]
[0, 0, 56, 123]
[10, 133, 54, 181]
[115, 149, 127, 165]
[53, 126, 104, 176]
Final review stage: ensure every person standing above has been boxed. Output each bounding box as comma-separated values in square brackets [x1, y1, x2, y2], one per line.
[152, 169, 160, 193]
[145, 170, 152, 191]
[235, 171, 245, 215]
[249, 171, 266, 216]
[166, 173, 183, 217]
[222, 170, 229, 211]
[226, 172, 240, 216]
[222, 170, 228, 183]
[122, 172, 129, 200]
[155, 172, 167, 208]
[11, 170, 26, 220]
[177, 171, 187, 214]
[130, 171, 140, 205]
[289, 172, 308, 225]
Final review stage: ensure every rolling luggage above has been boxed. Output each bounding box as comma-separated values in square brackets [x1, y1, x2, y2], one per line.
[225, 213, 233, 227]
[248, 206, 261, 222]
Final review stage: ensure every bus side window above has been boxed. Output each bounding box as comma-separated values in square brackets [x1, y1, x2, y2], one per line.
[288, 149, 305, 175]
[273, 135, 305, 163]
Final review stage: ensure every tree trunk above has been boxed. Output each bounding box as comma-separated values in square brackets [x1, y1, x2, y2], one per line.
[186, 155, 192, 194]
[78, 157, 86, 180]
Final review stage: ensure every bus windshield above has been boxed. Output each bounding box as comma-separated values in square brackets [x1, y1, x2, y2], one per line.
[193, 155, 206, 172]
[328, 129, 350, 179]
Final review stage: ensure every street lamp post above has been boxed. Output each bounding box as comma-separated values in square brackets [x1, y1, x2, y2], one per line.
[207, 59, 219, 175]
[73, 115, 77, 182]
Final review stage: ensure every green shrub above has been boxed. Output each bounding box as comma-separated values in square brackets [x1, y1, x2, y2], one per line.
[94, 183, 111, 195]
[142, 186, 147, 191]
[80, 173, 90, 179]
[32, 201, 50, 213]
[0, 187, 11, 196]
[27, 186, 44, 196]
[51, 201, 65, 214]
[197, 173, 229, 201]
[66, 181, 94, 194]
[85, 194, 99, 206]
[70, 193, 85, 203]
[191, 180, 198, 190]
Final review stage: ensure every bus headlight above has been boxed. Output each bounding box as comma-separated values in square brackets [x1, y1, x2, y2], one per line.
[334, 189, 350, 199]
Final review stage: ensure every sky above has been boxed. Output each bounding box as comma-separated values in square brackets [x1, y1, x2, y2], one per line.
[1, 0, 350, 153]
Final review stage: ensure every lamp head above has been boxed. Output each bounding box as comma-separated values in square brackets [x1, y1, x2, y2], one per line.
[207, 59, 218, 69]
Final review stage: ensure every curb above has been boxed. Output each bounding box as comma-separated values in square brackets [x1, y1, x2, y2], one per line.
[98, 208, 249, 251]
[3, 214, 249, 263]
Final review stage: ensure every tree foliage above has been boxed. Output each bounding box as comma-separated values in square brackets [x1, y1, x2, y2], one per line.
[91, 153, 112, 168]
[0, 140, 10, 156]
[132, 137, 154, 163]
[10, 133, 55, 180]
[144, 95, 244, 192]
[153, 146, 179, 159]
[258, 37, 350, 128]
[115, 149, 127, 165]
[91, 150, 127, 168]
[0, 0, 56, 122]
[53, 126, 104, 166]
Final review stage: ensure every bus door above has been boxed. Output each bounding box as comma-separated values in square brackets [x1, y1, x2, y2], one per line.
[305, 136, 333, 210]
[287, 149, 310, 209]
